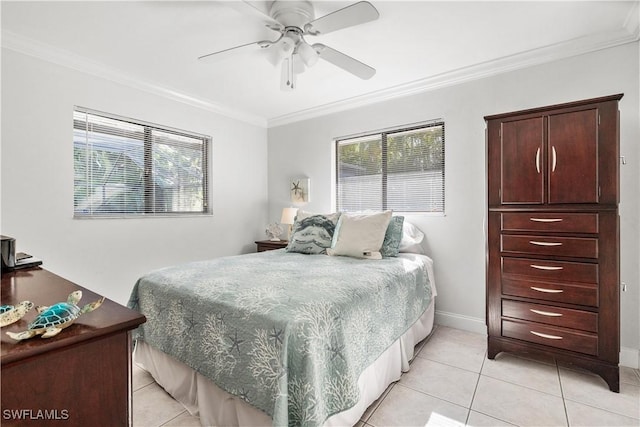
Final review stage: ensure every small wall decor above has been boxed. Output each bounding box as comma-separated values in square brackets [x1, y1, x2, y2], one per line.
[290, 177, 310, 203]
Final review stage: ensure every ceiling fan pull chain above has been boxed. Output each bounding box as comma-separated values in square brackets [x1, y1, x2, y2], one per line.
[286, 57, 291, 87]
[290, 54, 295, 89]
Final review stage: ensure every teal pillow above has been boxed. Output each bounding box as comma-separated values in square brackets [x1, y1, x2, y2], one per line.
[381, 216, 404, 257]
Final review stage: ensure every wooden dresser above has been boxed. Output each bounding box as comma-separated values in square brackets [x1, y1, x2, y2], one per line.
[1, 268, 146, 425]
[485, 94, 622, 392]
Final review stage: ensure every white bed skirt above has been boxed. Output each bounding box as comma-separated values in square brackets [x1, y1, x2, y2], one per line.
[135, 298, 435, 427]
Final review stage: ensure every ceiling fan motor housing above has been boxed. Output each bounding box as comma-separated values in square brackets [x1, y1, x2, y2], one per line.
[270, 0, 315, 29]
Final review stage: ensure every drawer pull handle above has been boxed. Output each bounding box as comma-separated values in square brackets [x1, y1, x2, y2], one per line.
[531, 331, 563, 340]
[531, 264, 563, 271]
[530, 309, 563, 317]
[551, 146, 557, 172]
[531, 286, 564, 294]
[529, 241, 563, 247]
[530, 218, 563, 223]
[535, 147, 541, 173]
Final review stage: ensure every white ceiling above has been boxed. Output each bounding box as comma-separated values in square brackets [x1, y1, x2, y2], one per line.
[2, 1, 638, 127]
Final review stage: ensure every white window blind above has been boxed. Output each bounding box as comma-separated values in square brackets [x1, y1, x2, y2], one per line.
[336, 122, 445, 213]
[73, 107, 210, 218]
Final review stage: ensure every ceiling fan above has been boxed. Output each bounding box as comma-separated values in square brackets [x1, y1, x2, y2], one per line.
[198, 1, 380, 90]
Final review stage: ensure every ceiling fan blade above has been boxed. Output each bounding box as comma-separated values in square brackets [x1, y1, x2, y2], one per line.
[313, 44, 375, 80]
[305, 1, 379, 35]
[198, 40, 273, 63]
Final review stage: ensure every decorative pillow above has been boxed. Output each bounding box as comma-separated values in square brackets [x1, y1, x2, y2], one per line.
[381, 216, 405, 257]
[327, 211, 392, 259]
[293, 210, 340, 223]
[286, 213, 340, 255]
[399, 221, 425, 254]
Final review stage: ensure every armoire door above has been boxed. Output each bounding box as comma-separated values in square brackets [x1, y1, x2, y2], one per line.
[500, 116, 544, 204]
[547, 108, 599, 204]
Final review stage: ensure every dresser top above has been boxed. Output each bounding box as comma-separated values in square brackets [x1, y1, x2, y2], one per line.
[1, 268, 145, 365]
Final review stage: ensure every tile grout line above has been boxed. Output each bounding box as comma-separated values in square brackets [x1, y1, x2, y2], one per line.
[133, 381, 156, 394]
[464, 350, 487, 425]
[158, 409, 189, 427]
[479, 372, 564, 399]
[468, 353, 522, 427]
[561, 394, 640, 423]
[559, 365, 640, 421]
[556, 360, 571, 427]
[417, 352, 486, 375]
[363, 381, 396, 425]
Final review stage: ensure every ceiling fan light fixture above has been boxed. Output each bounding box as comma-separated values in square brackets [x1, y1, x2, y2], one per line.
[293, 53, 306, 74]
[280, 34, 296, 54]
[297, 41, 318, 67]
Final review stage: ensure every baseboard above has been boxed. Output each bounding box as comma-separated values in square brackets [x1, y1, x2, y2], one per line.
[435, 310, 639, 369]
[620, 346, 640, 369]
[434, 310, 486, 335]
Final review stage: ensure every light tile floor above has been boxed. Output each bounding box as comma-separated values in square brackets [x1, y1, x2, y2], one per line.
[133, 326, 640, 426]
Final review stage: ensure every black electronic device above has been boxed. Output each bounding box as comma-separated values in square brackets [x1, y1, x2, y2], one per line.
[1, 236, 42, 273]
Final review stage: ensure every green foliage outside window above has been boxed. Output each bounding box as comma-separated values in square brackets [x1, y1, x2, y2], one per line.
[73, 108, 210, 218]
[337, 123, 445, 213]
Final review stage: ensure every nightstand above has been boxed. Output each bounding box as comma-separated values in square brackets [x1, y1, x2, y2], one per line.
[255, 240, 288, 252]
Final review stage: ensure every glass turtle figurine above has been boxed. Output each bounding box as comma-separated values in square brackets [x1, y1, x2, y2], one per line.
[6, 290, 104, 341]
[0, 301, 34, 327]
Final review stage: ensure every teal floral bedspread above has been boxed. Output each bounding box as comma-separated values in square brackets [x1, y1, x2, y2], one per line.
[128, 250, 432, 427]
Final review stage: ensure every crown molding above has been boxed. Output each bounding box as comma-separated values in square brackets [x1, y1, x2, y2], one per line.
[1, 30, 268, 128]
[267, 24, 639, 128]
[3, 13, 637, 131]
[623, 1, 640, 39]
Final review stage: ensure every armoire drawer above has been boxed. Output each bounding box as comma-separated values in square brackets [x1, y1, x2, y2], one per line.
[502, 300, 597, 332]
[502, 319, 598, 355]
[501, 235, 598, 259]
[501, 213, 599, 233]
[502, 258, 598, 284]
[502, 277, 598, 306]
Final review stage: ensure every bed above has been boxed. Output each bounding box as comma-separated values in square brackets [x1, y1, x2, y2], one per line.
[128, 214, 436, 427]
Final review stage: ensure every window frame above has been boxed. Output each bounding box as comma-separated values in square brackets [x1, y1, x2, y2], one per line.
[73, 107, 211, 219]
[334, 120, 445, 214]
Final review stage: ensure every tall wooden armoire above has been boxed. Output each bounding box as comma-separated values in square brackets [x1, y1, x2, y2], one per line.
[485, 94, 623, 392]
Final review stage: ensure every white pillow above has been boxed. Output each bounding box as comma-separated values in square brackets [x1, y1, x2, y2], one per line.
[399, 221, 425, 254]
[327, 211, 392, 259]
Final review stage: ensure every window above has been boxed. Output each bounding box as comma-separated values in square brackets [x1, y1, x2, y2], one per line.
[73, 107, 210, 218]
[336, 122, 444, 213]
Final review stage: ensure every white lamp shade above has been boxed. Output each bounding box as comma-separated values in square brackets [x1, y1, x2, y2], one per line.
[280, 207, 298, 225]
[280, 35, 296, 55]
[297, 41, 319, 67]
[293, 53, 306, 74]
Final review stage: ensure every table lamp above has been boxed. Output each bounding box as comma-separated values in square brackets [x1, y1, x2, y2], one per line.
[280, 207, 298, 240]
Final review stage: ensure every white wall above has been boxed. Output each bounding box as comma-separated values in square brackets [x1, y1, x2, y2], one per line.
[1, 49, 269, 305]
[267, 42, 640, 364]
